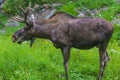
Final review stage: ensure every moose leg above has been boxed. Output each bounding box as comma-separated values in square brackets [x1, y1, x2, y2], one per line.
[97, 45, 109, 80]
[61, 47, 71, 80]
[106, 51, 110, 61]
[103, 51, 110, 68]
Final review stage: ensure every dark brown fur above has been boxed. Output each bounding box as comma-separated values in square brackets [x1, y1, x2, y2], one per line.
[12, 12, 114, 80]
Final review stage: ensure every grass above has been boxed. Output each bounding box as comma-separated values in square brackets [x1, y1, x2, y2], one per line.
[0, 25, 120, 80]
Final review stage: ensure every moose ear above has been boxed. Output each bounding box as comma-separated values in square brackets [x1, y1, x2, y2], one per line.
[27, 21, 33, 28]
[31, 14, 35, 23]
[26, 14, 35, 28]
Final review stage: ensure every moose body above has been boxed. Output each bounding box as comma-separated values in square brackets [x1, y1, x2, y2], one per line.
[12, 11, 114, 80]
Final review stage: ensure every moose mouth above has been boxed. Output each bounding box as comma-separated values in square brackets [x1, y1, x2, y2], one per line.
[12, 36, 25, 44]
[12, 36, 35, 47]
[17, 40, 24, 44]
[14, 39, 24, 44]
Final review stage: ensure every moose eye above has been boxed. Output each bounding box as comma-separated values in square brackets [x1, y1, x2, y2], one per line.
[13, 35, 18, 38]
[18, 33, 21, 36]
[17, 32, 23, 36]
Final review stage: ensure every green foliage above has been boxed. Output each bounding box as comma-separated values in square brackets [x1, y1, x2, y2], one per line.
[3, 0, 25, 15]
[112, 25, 120, 40]
[99, 7, 115, 21]
[3, 0, 116, 16]
[59, 2, 78, 16]
[58, 0, 116, 18]
[76, 0, 115, 9]
[0, 14, 8, 29]
[98, 3, 120, 20]
[3, 0, 69, 15]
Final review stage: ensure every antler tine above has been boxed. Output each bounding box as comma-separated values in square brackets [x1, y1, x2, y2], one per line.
[28, 2, 35, 12]
[25, 2, 31, 13]
[24, 2, 32, 23]
[28, 2, 31, 8]
[19, 6, 26, 14]
[24, 8, 30, 23]
[14, 2, 32, 24]
[12, 16, 25, 23]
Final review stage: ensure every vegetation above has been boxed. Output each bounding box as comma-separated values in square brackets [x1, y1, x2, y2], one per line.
[3, 0, 118, 16]
[0, 14, 7, 29]
[0, 26, 120, 80]
[3, 0, 68, 15]
[0, 0, 120, 80]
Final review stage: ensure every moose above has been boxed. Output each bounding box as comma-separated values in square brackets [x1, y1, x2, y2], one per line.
[12, 4, 114, 80]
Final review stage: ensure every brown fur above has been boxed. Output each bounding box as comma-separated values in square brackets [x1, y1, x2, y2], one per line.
[12, 12, 114, 80]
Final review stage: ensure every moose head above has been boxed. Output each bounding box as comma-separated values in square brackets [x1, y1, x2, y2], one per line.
[12, 3, 36, 47]
[12, 27, 35, 47]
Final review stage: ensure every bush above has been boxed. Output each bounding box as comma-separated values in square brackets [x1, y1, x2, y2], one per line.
[3, 0, 69, 15]
[3, 0, 116, 16]
[59, 2, 78, 16]
[0, 14, 7, 29]
[76, 0, 115, 9]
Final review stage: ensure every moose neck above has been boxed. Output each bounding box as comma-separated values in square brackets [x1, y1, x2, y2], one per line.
[33, 19, 57, 40]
